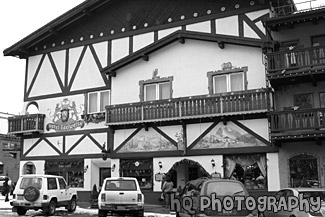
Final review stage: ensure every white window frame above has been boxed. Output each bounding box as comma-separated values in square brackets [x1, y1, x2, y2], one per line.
[213, 71, 245, 94]
[87, 90, 110, 114]
[144, 82, 170, 101]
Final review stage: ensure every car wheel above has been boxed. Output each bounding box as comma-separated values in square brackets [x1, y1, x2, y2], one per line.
[67, 197, 77, 212]
[258, 211, 265, 217]
[23, 186, 40, 202]
[16, 207, 27, 216]
[46, 200, 56, 216]
[133, 209, 144, 217]
[98, 209, 107, 217]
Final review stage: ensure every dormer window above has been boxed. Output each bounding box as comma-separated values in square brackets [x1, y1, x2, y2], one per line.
[139, 76, 173, 102]
[207, 64, 247, 95]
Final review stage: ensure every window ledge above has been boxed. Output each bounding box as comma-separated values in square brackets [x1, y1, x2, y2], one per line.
[81, 112, 106, 124]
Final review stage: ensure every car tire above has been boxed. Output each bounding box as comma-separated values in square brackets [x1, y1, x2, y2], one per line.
[16, 207, 27, 216]
[98, 209, 107, 217]
[46, 200, 56, 216]
[23, 186, 40, 202]
[133, 209, 144, 217]
[67, 197, 77, 212]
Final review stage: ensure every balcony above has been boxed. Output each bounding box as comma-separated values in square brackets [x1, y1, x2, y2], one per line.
[269, 108, 325, 141]
[8, 114, 46, 135]
[266, 46, 325, 85]
[105, 88, 272, 125]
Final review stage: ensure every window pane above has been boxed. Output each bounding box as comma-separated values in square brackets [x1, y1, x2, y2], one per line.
[145, 84, 156, 101]
[213, 75, 227, 93]
[230, 73, 244, 92]
[159, 82, 170, 100]
[89, 93, 98, 113]
[100, 91, 110, 112]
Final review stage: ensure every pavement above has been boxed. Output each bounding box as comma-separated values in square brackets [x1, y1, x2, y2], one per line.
[1, 195, 175, 216]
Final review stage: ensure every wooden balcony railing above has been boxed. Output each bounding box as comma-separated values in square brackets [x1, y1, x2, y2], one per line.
[8, 114, 46, 135]
[106, 88, 272, 125]
[266, 46, 325, 73]
[269, 108, 325, 134]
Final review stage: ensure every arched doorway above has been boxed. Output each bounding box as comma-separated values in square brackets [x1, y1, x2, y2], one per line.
[289, 154, 319, 187]
[166, 159, 210, 189]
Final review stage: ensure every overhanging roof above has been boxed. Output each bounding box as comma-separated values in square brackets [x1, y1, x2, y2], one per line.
[3, 0, 109, 57]
[101, 30, 265, 76]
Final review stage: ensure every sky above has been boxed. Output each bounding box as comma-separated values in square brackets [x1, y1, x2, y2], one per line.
[0, 0, 84, 115]
[0, 0, 324, 116]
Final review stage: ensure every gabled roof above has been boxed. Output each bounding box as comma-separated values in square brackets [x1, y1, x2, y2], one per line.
[101, 30, 265, 76]
[3, 0, 108, 57]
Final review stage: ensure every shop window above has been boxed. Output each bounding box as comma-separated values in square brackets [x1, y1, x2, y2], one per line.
[139, 76, 173, 102]
[120, 159, 153, 190]
[88, 90, 110, 113]
[23, 162, 36, 174]
[312, 35, 325, 47]
[207, 65, 247, 95]
[289, 154, 319, 188]
[44, 159, 84, 187]
[224, 154, 267, 190]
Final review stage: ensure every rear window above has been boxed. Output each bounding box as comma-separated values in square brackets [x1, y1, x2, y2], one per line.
[105, 180, 137, 191]
[19, 178, 42, 190]
[206, 181, 246, 196]
[299, 191, 325, 201]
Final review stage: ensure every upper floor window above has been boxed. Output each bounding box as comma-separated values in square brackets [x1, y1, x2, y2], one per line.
[139, 75, 173, 102]
[207, 64, 247, 95]
[312, 35, 325, 47]
[88, 90, 110, 113]
[0, 161, 3, 174]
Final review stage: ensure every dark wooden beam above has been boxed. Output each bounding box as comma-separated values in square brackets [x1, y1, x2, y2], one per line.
[310, 74, 317, 86]
[178, 37, 185, 44]
[142, 54, 149, 61]
[49, 29, 60, 37]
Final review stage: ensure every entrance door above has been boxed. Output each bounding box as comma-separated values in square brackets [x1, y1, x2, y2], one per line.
[99, 168, 111, 187]
[289, 154, 319, 187]
[188, 167, 199, 181]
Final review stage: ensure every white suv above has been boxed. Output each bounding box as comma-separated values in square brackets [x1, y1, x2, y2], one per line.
[11, 174, 78, 216]
[98, 177, 144, 217]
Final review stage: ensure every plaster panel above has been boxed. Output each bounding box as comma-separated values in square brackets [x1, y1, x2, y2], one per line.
[158, 27, 182, 40]
[69, 136, 102, 155]
[133, 32, 154, 52]
[93, 41, 108, 68]
[216, 15, 238, 36]
[29, 54, 62, 97]
[23, 138, 38, 155]
[65, 134, 84, 153]
[90, 133, 107, 147]
[26, 140, 59, 157]
[51, 50, 66, 86]
[70, 46, 106, 91]
[187, 122, 212, 147]
[114, 128, 136, 150]
[68, 46, 84, 84]
[244, 21, 260, 39]
[112, 37, 129, 63]
[27, 55, 42, 89]
[186, 21, 211, 33]
[238, 119, 269, 140]
[46, 136, 64, 153]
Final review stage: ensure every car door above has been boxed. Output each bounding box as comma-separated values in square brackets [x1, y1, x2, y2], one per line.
[47, 177, 59, 201]
[58, 178, 69, 203]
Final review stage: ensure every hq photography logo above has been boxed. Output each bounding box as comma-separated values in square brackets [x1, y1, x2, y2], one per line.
[170, 193, 321, 214]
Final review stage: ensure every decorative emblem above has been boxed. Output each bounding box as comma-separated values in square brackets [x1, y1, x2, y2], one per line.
[222, 62, 236, 70]
[152, 68, 159, 79]
[46, 98, 84, 132]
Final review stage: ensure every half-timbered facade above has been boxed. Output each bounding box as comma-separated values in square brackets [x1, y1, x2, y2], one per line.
[4, 0, 286, 202]
[264, 0, 325, 189]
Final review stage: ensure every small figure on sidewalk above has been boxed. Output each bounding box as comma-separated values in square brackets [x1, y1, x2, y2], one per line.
[162, 175, 174, 209]
[2, 177, 10, 202]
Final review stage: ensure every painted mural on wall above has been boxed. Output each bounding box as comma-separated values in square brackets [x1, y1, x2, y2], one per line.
[193, 122, 266, 149]
[46, 98, 85, 132]
[118, 128, 178, 152]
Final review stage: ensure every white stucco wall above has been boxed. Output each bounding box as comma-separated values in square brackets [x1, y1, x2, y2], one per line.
[266, 152, 280, 191]
[111, 40, 266, 105]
